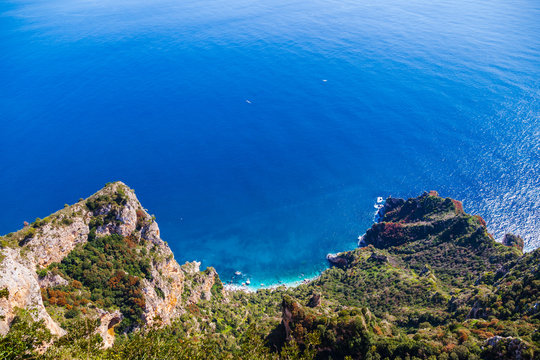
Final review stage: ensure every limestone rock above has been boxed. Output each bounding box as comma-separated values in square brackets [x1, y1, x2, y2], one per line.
[188, 267, 218, 303]
[502, 233, 524, 252]
[141, 235, 186, 327]
[38, 273, 68, 288]
[369, 253, 388, 263]
[97, 310, 123, 349]
[0, 248, 65, 337]
[182, 261, 201, 275]
[0, 181, 220, 345]
[326, 253, 348, 268]
[484, 336, 531, 359]
[27, 205, 90, 269]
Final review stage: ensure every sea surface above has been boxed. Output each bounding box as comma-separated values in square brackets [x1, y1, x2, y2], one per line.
[1, 0, 539, 287]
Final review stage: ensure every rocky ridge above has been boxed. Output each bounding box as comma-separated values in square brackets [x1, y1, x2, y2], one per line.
[0, 182, 219, 346]
[0, 187, 538, 359]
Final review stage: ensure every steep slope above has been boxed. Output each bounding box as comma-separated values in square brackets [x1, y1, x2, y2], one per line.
[0, 188, 537, 360]
[0, 247, 64, 337]
[0, 182, 220, 346]
[361, 192, 520, 285]
[276, 192, 538, 359]
[319, 192, 521, 323]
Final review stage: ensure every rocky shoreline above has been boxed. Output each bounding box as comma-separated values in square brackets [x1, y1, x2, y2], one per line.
[1, 183, 537, 359]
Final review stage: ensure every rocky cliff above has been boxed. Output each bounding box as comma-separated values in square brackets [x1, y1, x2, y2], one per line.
[0, 182, 219, 346]
[0, 188, 537, 360]
[267, 192, 537, 359]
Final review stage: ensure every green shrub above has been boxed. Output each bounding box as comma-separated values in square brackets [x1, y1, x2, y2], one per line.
[64, 308, 80, 319]
[0, 288, 9, 299]
[0, 310, 52, 359]
[51, 234, 151, 333]
[61, 217, 74, 226]
[155, 286, 165, 299]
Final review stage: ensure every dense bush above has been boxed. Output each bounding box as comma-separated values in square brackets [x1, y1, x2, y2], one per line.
[4, 191, 536, 359]
[0, 310, 52, 360]
[47, 233, 151, 332]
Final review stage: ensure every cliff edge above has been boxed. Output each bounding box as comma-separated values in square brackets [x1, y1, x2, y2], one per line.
[0, 182, 220, 346]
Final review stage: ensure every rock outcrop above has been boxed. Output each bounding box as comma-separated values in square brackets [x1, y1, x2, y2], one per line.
[1, 189, 538, 359]
[0, 181, 220, 346]
[306, 292, 321, 308]
[96, 310, 123, 349]
[484, 336, 533, 359]
[0, 248, 64, 337]
[502, 233, 525, 252]
[326, 253, 348, 268]
[274, 295, 380, 358]
[38, 273, 68, 288]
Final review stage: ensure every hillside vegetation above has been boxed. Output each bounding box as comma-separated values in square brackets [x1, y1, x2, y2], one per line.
[0, 186, 538, 359]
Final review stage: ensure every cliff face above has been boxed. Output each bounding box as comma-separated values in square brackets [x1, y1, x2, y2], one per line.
[1, 188, 538, 359]
[342, 192, 521, 285]
[273, 192, 537, 359]
[0, 182, 219, 345]
[0, 247, 64, 337]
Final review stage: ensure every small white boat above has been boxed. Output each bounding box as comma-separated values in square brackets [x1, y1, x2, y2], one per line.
[235, 271, 242, 276]
[377, 196, 384, 203]
[241, 282, 246, 286]
[374, 204, 384, 209]
[245, 100, 252, 104]
[246, 279, 251, 285]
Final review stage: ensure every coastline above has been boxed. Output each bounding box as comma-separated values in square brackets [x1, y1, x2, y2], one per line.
[222, 198, 383, 294]
[223, 273, 322, 293]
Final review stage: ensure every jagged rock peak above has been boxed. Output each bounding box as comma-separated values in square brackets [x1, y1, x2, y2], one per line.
[0, 181, 222, 347]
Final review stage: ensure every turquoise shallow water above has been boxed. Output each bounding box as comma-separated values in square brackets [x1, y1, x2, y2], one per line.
[1, 0, 539, 287]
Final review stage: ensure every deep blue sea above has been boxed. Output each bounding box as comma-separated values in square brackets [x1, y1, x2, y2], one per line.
[1, 0, 539, 287]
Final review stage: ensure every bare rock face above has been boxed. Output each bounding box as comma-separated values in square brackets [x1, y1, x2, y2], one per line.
[91, 183, 140, 238]
[502, 233, 525, 252]
[369, 253, 388, 263]
[141, 233, 186, 327]
[182, 261, 201, 275]
[38, 273, 68, 288]
[96, 310, 123, 349]
[326, 253, 348, 268]
[187, 267, 219, 304]
[27, 205, 91, 269]
[484, 336, 532, 359]
[0, 248, 65, 337]
[143, 221, 162, 245]
[0, 181, 220, 345]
